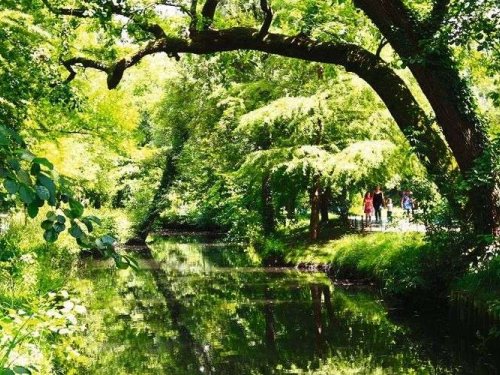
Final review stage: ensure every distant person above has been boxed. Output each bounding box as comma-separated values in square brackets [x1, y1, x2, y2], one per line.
[386, 197, 393, 222]
[363, 191, 374, 224]
[401, 190, 413, 219]
[373, 186, 385, 223]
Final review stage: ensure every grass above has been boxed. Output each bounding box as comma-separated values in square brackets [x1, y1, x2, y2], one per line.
[282, 231, 428, 295]
[258, 219, 467, 298]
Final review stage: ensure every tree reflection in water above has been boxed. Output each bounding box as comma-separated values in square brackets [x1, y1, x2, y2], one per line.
[75, 235, 490, 374]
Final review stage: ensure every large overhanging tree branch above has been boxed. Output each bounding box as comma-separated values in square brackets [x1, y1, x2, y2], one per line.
[45, 0, 500, 236]
[57, 24, 457, 211]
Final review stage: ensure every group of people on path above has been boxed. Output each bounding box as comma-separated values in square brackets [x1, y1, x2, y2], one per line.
[363, 187, 414, 224]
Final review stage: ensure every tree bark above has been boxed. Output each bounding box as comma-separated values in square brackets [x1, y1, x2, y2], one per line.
[262, 171, 275, 235]
[309, 179, 321, 241]
[320, 187, 331, 223]
[263, 288, 276, 351]
[338, 187, 350, 225]
[285, 194, 296, 222]
[310, 284, 325, 355]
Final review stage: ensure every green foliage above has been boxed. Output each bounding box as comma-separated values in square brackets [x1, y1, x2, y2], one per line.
[0, 124, 135, 267]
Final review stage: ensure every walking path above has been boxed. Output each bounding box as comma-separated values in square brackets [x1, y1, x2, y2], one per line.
[348, 215, 426, 233]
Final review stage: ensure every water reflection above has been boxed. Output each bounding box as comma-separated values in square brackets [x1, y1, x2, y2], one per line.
[76, 235, 495, 374]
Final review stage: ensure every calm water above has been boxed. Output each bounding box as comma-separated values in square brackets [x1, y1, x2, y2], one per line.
[77, 235, 499, 375]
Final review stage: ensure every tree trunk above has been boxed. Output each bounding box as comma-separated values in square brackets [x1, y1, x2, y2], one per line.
[126, 153, 177, 245]
[320, 187, 331, 223]
[285, 194, 296, 222]
[409, 62, 500, 235]
[262, 171, 275, 235]
[263, 288, 276, 351]
[338, 187, 350, 225]
[309, 179, 321, 241]
[322, 286, 336, 328]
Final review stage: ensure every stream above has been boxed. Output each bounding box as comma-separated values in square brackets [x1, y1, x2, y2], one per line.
[77, 234, 499, 374]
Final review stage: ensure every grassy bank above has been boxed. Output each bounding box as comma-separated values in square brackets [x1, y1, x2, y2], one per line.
[259, 223, 498, 307]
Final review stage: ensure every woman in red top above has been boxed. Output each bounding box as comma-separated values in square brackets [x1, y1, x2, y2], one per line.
[363, 191, 374, 224]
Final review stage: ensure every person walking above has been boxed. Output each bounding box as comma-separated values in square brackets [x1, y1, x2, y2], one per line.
[401, 190, 413, 219]
[363, 191, 374, 225]
[373, 186, 385, 223]
[386, 197, 393, 223]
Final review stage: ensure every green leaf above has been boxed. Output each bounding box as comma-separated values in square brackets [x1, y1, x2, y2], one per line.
[17, 169, 31, 185]
[35, 185, 50, 201]
[41, 220, 54, 230]
[56, 215, 66, 224]
[0, 131, 8, 146]
[68, 198, 84, 218]
[63, 208, 76, 219]
[81, 218, 93, 233]
[1, 369, 16, 375]
[123, 255, 139, 270]
[86, 215, 102, 225]
[27, 203, 39, 218]
[77, 236, 93, 248]
[7, 159, 20, 171]
[19, 185, 35, 204]
[34, 197, 45, 208]
[37, 174, 56, 195]
[43, 228, 58, 243]
[30, 162, 41, 175]
[53, 222, 66, 233]
[101, 235, 116, 246]
[13, 366, 32, 374]
[32, 157, 53, 170]
[48, 194, 56, 206]
[69, 223, 84, 238]
[3, 179, 19, 194]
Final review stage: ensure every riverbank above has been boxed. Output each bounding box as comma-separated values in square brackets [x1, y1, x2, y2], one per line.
[257, 223, 500, 313]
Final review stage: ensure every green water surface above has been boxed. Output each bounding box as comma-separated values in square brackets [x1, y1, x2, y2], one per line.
[74, 235, 495, 375]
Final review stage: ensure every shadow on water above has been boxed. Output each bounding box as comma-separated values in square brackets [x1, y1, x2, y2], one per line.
[77, 234, 499, 375]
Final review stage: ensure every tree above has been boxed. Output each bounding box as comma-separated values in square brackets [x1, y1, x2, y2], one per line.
[33, 0, 498, 238]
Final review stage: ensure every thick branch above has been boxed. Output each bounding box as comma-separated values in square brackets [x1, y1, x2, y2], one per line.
[201, 0, 220, 29]
[353, 0, 420, 57]
[190, 0, 199, 31]
[422, 0, 451, 37]
[64, 39, 168, 89]
[258, 0, 273, 38]
[63, 57, 109, 83]
[63, 27, 457, 199]
[375, 37, 388, 58]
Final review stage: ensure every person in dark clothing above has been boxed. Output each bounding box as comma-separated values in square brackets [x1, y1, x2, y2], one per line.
[373, 186, 385, 223]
